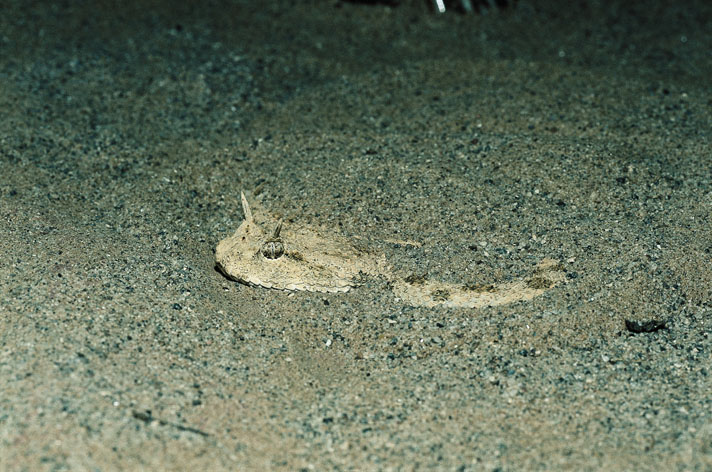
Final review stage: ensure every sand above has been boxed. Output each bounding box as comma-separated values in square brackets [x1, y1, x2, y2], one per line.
[1, 0, 711, 469]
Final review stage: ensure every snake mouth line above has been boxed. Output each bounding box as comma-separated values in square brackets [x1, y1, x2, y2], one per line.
[215, 262, 240, 282]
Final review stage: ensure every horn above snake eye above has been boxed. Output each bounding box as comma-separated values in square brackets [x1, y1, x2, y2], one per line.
[241, 191, 253, 222]
[271, 220, 282, 239]
[261, 220, 285, 259]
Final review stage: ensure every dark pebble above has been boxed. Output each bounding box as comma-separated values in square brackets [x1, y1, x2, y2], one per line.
[625, 319, 666, 333]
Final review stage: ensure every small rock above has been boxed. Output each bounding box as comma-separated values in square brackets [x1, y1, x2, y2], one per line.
[625, 318, 666, 333]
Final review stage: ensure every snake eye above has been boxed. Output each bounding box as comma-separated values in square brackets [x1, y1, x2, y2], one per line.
[261, 240, 284, 259]
[261, 220, 284, 259]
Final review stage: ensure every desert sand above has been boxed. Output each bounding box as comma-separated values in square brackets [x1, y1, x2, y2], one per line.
[1, 0, 710, 469]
